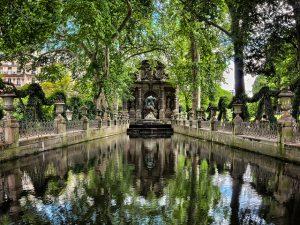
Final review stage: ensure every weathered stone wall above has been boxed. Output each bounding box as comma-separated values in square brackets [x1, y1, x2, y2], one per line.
[173, 125, 300, 164]
[0, 124, 128, 162]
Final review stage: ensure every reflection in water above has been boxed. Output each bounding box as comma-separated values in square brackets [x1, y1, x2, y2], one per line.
[0, 135, 300, 224]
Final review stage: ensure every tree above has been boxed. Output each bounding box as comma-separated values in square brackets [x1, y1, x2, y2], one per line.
[52, 0, 161, 104]
[0, 0, 64, 66]
[159, 0, 228, 113]
[181, 0, 268, 98]
[287, 0, 300, 70]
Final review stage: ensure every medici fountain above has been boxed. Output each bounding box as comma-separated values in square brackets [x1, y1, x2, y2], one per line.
[126, 60, 176, 137]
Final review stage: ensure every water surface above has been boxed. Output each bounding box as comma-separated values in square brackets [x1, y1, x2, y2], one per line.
[0, 134, 300, 225]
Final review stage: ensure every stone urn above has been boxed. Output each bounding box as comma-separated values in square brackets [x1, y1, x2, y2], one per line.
[55, 101, 65, 116]
[1, 93, 16, 117]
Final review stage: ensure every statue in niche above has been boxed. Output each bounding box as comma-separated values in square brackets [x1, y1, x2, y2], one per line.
[145, 96, 156, 111]
[144, 95, 157, 119]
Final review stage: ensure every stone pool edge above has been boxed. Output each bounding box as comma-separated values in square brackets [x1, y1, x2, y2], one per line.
[0, 124, 128, 162]
[173, 125, 300, 164]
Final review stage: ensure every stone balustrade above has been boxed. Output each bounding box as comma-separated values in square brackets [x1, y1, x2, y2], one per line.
[0, 95, 129, 147]
[171, 88, 299, 146]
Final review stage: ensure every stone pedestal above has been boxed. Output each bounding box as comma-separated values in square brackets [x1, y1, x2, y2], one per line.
[54, 101, 66, 134]
[233, 103, 243, 135]
[55, 115, 66, 133]
[278, 88, 295, 143]
[0, 94, 19, 146]
[81, 106, 89, 130]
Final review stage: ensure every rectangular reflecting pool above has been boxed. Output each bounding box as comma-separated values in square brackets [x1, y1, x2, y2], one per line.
[0, 134, 300, 225]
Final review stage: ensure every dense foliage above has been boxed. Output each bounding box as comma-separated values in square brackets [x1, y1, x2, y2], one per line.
[0, 0, 299, 120]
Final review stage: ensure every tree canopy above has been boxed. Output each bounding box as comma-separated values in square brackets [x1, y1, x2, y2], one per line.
[0, 0, 299, 118]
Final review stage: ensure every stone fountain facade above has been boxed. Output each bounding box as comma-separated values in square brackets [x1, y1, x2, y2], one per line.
[126, 60, 179, 122]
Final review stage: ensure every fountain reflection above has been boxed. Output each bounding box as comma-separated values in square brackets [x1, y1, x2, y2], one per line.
[0, 135, 299, 224]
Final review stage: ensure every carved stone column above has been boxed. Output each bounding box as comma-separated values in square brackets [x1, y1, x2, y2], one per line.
[0, 93, 19, 146]
[159, 87, 165, 120]
[136, 87, 142, 119]
[173, 86, 179, 118]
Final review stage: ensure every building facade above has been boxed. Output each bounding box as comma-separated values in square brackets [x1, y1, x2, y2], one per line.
[0, 61, 38, 87]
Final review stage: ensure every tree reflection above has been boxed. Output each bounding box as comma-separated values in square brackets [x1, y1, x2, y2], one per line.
[4, 142, 221, 225]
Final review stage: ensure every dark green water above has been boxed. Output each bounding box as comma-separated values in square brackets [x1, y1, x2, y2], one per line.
[0, 134, 300, 225]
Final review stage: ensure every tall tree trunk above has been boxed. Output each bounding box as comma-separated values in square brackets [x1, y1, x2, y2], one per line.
[291, 0, 300, 71]
[95, 45, 110, 107]
[229, 7, 246, 97]
[190, 34, 201, 118]
[233, 40, 245, 97]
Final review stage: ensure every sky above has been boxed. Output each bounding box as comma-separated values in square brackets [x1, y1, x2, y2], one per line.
[221, 61, 256, 96]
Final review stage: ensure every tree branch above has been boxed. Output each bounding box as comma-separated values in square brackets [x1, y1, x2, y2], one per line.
[111, 0, 132, 42]
[125, 48, 166, 61]
[201, 17, 232, 37]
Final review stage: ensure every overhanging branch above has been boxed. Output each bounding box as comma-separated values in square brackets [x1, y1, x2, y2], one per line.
[111, 0, 132, 42]
[125, 48, 166, 61]
[201, 17, 232, 37]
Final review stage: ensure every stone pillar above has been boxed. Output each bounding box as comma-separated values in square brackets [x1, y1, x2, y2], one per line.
[173, 86, 179, 118]
[81, 105, 89, 130]
[0, 93, 19, 146]
[54, 101, 66, 134]
[136, 87, 142, 120]
[233, 102, 243, 135]
[159, 87, 165, 120]
[278, 88, 295, 143]
[210, 107, 218, 131]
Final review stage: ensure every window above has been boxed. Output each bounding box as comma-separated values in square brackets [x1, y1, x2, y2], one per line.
[17, 78, 20, 86]
[8, 78, 11, 83]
